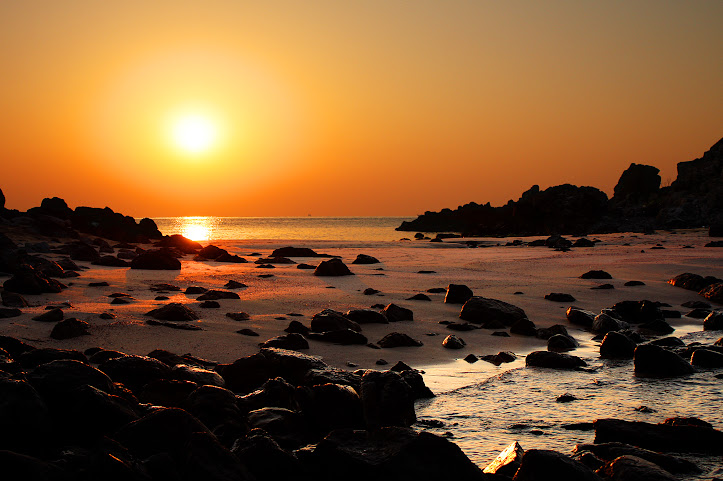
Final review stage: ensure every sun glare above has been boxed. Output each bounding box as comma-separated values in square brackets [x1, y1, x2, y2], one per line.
[171, 114, 218, 154]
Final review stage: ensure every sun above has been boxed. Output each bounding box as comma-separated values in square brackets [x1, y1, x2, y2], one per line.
[170, 114, 218, 154]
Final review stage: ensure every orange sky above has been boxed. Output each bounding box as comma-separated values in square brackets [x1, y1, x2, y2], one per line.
[1, 1, 721, 217]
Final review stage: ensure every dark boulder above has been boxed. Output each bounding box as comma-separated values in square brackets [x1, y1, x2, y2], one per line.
[613, 163, 661, 200]
[231, 430, 303, 480]
[50, 318, 90, 339]
[633, 344, 694, 377]
[382, 303, 413, 322]
[345, 309, 388, 324]
[573, 442, 699, 474]
[2, 291, 29, 308]
[547, 334, 577, 352]
[146, 302, 199, 322]
[260, 333, 310, 350]
[600, 331, 636, 359]
[513, 449, 599, 481]
[668, 272, 720, 291]
[441, 335, 465, 349]
[526, 351, 586, 369]
[307, 329, 368, 345]
[352, 254, 380, 264]
[314, 258, 353, 276]
[406, 293, 431, 301]
[195, 244, 228, 260]
[0, 307, 22, 318]
[130, 251, 181, 270]
[690, 348, 723, 368]
[378, 332, 423, 348]
[700, 283, 723, 303]
[173, 364, 225, 387]
[444, 284, 474, 304]
[18, 348, 87, 369]
[285, 320, 310, 335]
[545, 293, 576, 302]
[460, 296, 527, 325]
[591, 313, 628, 334]
[638, 319, 674, 335]
[593, 418, 723, 454]
[580, 270, 612, 279]
[272, 246, 326, 257]
[3, 265, 65, 294]
[98, 355, 173, 393]
[311, 309, 361, 332]
[597, 455, 676, 481]
[0, 379, 50, 453]
[361, 370, 416, 430]
[155, 234, 202, 253]
[510, 318, 537, 336]
[566, 307, 596, 327]
[296, 383, 365, 436]
[32, 308, 64, 323]
[610, 300, 664, 324]
[67, 242, 101, 262]
[197, 289, 240, 301]
[92, 255, 129, 267]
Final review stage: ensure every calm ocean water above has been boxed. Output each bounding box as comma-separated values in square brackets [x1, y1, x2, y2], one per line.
[151, 216, 414, 242]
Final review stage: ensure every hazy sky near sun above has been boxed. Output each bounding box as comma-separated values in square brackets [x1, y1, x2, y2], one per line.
[1, 1, 721, 217]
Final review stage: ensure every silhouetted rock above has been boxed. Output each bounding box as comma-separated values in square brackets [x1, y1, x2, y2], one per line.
[130, 250, 181, 270]
[155, 234, 202, 253]
[600, 331, 636, 359]
[441, 335, 465, 349]
[513, 449, 599, 481]
[345, 309, 388, 324]
[307, 329, 368, 345]
[598, 455, 676, 481]
[260, 333, 310, 350]
[634, 344, 694, 377]
[378, 332, 423, 348]
[510, 318, 537, 336]
[32, 308, 64, 323]
[197, 289, 240, 301]
[99, 355, 172, 393]
[382, 303, 413, 322]
[545, 293, 576, 302]
[361, 370, 416, 429]
[311, 309, 361, 332]
[0, 307, 22, 318]
[352, 254, 380, 264]
[526, 351, 586, 369]
[594, 418, 723, 454]
[580, 270, 612, 279]
[460, 296, 527, 325]
[146, 303, 199, 322]
[314, 258, 354, 276]
[3, 265, 65, 294]
[50, 318, 90, 339]
[700, 283, 723, 303]
[444, 284, 474, 304]
[566, 306, 596, 327]
[668, 272, 721, 291]
[1, 291, 29, 308]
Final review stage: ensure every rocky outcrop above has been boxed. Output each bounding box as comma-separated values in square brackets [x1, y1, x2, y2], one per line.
[398, 138, 723, 235]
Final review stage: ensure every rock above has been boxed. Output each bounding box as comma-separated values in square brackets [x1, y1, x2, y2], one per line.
[237, 328, 259, 336]
[382, 303, 413, 322]
[32, 308, 64, 323]
[444, 284, 474, 304]
[668, 273, 720, 291]
[547, 334, 577, 352]
[224, 280, 247, 289]
[67, 242, 101, 262]
[296, 263, 315, 269]
[638, 319, 674, 335]
[260, 333, 310, 350]
[460, 296, 527, 325]
[685, 308, 711, 318]
[231, 430, 303, 480]
[600, 331, 636, 359]
[130, 251, 181, 270]
[441, 335, 465, 349]
[145, 302, 199, 322]
[50, 318, 90, 339]
[573, 442, 699, 474]
[18, 347, 87, 368]
[580, 270, 612, 279]
[510, 318, 537, 336]
[185, 286, 207, 294]
[154, 234, 202, 253]
[314, 258, 354, 276]
[92, 255, 129, 267]
[690, 348, 723, 368]
[98, 355, 173, 393]
[363, 288, 380, 295]
[513, 449, 599, 481]
[598, 455, 677, 481]
[613, 163, 661, 200]
[195, 244, 227, 260]
[545, 293, 576, 302]
[352, 254, 380, 264]
[0, 379, 51, 453]
[197, 289, 240, 301]
[0, 307, 22, 318]
[591, 283, 614, 290]
[593, 418, 723, 454]
[573, 238, 595, 247]
[226, 312, 250, 321]
[634, 344, 694, 377]
[378, 332, 423, 348]
[700, 283, 723, 303]
[566, 307, 596, 327]
[3, 265, 65, 294]
[526, 351, 587, 369]
[345, 309, 388, 324]
[284, 320, 310, 335]
[307, 329, 368, 345]
[610, 300, 664, 324]
[406, 293, 431, 301]
[2, 291, 29, 308]
[591, 313, 628, 334]
[361, 370, 416, 429]
[311, 309, 362, 332]
[173, 364, 225, 387]
[446, 322, 476, 331]
[483, 441, 524, 476]
[535, 324, 573, 340]
[625, 280, 646, 286]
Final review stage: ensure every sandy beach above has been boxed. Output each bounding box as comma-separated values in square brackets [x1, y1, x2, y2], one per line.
[3, 228, 720, 391]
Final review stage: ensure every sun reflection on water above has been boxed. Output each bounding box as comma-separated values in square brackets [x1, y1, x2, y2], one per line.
[178, 217, 217, 241]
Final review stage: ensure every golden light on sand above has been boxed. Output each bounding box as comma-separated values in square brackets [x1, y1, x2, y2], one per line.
[170, 114, 218, 154]
[180, 218, 213, 241]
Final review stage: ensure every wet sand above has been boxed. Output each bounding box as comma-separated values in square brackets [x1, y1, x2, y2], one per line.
[2, 229, 721, 392]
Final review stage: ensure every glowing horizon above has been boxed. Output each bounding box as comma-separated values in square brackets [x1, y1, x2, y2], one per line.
[1, 1, 720, 218]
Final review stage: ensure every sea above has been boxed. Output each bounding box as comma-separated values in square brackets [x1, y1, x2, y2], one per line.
[152, 216, 723, 478]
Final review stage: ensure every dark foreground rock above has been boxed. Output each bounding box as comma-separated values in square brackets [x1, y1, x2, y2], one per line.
[526, 351, 587, 369]
[597, 455, 676, 481]
[460, 296, 527, 325]
[314, 258, 353, 276]
[513, 449, 600, 481]
[594, 418, 723, 454]
[633, 344, 694, 377]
